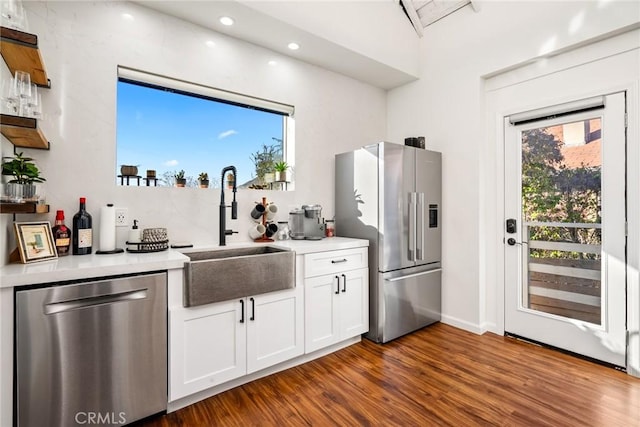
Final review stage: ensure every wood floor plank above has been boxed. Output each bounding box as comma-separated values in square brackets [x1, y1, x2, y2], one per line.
[135, 324, 640, 426]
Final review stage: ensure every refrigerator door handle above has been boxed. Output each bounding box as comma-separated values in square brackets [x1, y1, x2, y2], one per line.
[417, 192, 425, 261]
[409, 192, 417, 261]
[385, 268, 443, 282]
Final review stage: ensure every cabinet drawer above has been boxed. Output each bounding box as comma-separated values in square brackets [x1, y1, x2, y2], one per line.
[304, 247, 368, 278]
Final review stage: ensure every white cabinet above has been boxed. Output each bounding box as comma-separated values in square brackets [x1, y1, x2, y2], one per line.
[246, 288, 304, 373]
[304, 247, 369, 353]
[170, 286, 303, 401]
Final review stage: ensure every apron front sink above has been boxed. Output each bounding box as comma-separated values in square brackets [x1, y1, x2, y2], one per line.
[183, 246, 295, 307]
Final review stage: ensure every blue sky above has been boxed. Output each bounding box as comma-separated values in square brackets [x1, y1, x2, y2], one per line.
[116, 81, 283, 186]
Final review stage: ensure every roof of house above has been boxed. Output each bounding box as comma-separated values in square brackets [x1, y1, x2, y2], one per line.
[561, 140, 601, 169]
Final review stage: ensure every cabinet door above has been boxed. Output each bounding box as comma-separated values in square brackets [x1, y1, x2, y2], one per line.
[305, 274, 340, 353]
[246, 286, 304, 374]
[338, 268, 369, 340]
[169, 300, 246, 401]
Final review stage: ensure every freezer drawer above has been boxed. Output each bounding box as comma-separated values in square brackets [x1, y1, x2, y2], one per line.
[15, 272, 167, 427]
[379, 267, 441, 343]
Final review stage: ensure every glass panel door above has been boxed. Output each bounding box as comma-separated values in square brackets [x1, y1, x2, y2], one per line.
[504, 92, 626, 367]
[521, 118, 602, 324]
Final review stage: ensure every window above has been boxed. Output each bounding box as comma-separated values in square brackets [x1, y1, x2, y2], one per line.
[116, 67, 294, 189]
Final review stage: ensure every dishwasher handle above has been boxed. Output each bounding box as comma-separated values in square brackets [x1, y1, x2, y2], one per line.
[44, 288, 148, 315]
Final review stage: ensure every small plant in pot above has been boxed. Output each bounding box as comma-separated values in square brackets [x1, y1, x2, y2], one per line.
[174, 170, 186, 187]
[274, 161, 289, 182]
[2, 152, 46, 202]
[120, 164, 139, 176]
[198, 172, 209, 188]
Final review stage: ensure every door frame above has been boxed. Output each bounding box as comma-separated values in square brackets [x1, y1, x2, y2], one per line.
[490, 80, 639, 376]
[503, 95, 626, 366]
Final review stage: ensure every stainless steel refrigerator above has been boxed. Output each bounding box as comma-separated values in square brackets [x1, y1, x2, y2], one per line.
[335, 141, 441, 343]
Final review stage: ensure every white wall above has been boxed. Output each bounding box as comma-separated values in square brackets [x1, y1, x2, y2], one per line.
[0, 0, 387, 264]
[386, 0, 640, 332]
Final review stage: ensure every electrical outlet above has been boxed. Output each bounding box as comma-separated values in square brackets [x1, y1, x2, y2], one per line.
[115, 208, 128, 227]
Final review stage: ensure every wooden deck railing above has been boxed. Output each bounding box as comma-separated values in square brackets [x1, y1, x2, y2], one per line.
[523, 222, 602, 324]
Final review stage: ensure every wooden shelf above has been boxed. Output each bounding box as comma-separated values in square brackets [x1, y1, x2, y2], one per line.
[0, 114, 50, 150]
[0, 26, 50, 87]
[1, 202, 49, 214]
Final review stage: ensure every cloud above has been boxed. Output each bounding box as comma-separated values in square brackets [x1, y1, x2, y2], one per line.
[218, 129, 237, 139]
[164, 160, 179, 166]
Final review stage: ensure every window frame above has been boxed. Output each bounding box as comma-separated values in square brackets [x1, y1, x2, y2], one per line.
[116, 66, 295, 189]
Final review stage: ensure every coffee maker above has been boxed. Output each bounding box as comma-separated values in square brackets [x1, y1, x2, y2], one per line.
[289, 205, 325, 240]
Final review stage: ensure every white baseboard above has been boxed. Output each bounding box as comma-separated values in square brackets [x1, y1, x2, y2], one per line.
[440, 314, 484, 335]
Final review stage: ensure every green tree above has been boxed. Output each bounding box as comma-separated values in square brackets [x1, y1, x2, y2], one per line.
[521, 127, 601, 259]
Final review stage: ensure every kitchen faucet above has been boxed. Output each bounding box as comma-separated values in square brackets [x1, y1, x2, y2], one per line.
[219, 165, 238, 246]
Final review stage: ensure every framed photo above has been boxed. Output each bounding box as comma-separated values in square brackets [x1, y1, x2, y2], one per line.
[14, 221, 58, 263]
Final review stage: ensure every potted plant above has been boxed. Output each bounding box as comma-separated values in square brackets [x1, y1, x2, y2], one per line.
[227, 172, 235, 189]
[120, 164, 139, 176]
[250, 143, 280, 188]
[198, 172, 209, 188]
[2, 152, 46, 202]
[274, 161, 289, 182]
[174, 170, 186, 187]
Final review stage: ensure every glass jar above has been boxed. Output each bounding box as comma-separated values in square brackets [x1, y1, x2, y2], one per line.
[325, 219, 335, 237]
[277, 221, 290, 240]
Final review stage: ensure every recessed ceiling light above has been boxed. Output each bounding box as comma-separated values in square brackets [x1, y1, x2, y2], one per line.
[206, 40, 215, 47]
[287, 42, 300, 50]
[268, 60, 277, 66]
[219, 16, 234, 26]
[122, 13, 134, 21]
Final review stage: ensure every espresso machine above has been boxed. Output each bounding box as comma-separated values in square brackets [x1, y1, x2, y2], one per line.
[289, 205, 325, 240]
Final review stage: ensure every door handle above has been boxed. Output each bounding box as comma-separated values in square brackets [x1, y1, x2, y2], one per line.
[341, 274, 346, 293]
[44, 289, 148, 315]
[417, 192, 424, 261]
[331, 259, 347, 264]
[385, 268, 442, 282]
[506, 238, 527, 246]
[239, 299, 245, 323]
[249, 297, 255, 321]
[409, 192, 417, 261]
[335, 275, 340, 295]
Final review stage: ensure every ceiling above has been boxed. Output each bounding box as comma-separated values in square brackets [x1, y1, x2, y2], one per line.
[133, 1, 476, 89]
[400, 0, 476, 37]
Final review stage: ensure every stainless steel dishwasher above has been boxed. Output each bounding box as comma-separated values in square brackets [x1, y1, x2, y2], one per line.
[15, 272, 167, 427]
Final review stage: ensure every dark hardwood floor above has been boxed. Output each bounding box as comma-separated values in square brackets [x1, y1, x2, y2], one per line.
[137, 323, 640, 426]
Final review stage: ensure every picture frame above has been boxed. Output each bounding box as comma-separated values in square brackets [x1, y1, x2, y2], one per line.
[13, 221, 58, 263]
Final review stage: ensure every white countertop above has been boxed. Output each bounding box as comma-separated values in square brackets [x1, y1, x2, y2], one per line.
[271, 237, 368, 254]
[0, 250, 189, 288]
[0, 237, 369, 288]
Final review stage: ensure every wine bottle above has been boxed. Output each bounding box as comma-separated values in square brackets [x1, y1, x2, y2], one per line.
[72, 197, 93, 255]
[52, 210, 71, 256]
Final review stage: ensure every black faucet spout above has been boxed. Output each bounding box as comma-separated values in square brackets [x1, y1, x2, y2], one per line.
[220, 166, 238, 246]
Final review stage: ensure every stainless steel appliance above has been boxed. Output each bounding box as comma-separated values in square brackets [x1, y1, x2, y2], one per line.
[15, 272, 167, 427]
[289, 205, 325, 240]
[302, 204, 325, 240]
[335, 142, 442, 343]
[289, 209, 305, 240]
